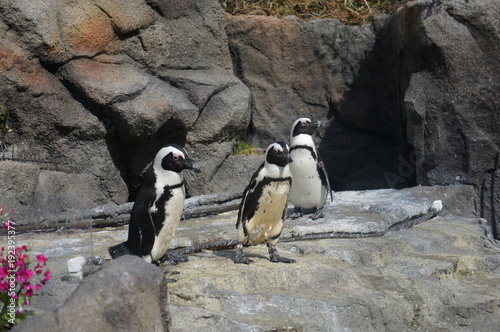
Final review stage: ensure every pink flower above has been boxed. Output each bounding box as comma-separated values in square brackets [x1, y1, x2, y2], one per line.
[17, 269, 34, 282]
[0, 239, 52, 322]
[36, 255, 48, 264]
[24, 284, 34, 297]
[43, 270, 52, 283]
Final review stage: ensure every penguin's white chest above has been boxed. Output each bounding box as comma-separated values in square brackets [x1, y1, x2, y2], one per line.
[149, 186, 185, 261]
[289, 149, 326, 208]
[243, 180, 289, 245]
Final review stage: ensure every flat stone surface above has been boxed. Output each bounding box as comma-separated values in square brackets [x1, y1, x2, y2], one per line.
[10, 186, 500, 331]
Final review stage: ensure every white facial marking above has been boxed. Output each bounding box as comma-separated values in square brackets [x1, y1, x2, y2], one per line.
[154, 146, 185, 169]
[291, 117, 312, 138]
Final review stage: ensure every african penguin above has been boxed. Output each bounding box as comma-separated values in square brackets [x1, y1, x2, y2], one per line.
[235, 141, 296, 264]
[288, 117, 332, 220]
[109, 144, 200, 264]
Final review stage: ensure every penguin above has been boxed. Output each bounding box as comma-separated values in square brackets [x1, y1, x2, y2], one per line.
[288, 117, 332, 220]
[235, 141, 296, 264]
[109, 144, 200, 264]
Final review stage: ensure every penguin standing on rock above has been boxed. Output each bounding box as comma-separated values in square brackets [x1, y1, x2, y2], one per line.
[235, 141, 296, 264]
[288, 118, 332, 220]
[109, 144, 200, 264]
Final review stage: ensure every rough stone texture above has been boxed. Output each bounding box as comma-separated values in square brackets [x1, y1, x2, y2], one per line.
[225, 0, 499, 237]
[225, 14, 414, 192]
[12, 256, 169, 332]
[204, 154, 264, 195]
[10, 186, 500, 331]
[396, 0, 500, 238]
[0, 0, 251, 221]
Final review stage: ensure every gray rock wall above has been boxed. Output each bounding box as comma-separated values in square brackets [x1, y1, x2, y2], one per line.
[0, 0, 250, 222]
[397, 0, 500, 238]
[225, 0, 499, 237]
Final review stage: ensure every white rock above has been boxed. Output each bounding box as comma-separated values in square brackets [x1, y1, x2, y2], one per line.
[67, 256, 87, 279]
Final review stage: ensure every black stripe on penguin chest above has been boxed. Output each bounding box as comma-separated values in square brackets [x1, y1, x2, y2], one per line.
[151, 182, 184, 236]
[245, 177, 291, 225]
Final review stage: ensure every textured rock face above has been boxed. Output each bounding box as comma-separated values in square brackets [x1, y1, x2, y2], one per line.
[225, 0, 499, 237]
[226, 14, 413, 192]
[0, 0, 250, 221]
[11, 256, 170, 332]
[396, 0, 500, 238]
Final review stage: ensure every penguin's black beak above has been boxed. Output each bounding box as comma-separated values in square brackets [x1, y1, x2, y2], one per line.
[300, 120, 321, 135]
[184, 158, 201, 173]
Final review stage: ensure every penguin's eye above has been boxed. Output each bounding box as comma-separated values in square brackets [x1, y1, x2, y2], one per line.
[173, 155, 180, 161]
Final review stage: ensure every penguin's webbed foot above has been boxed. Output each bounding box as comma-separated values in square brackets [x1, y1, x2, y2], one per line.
[288, 207, 303, 219]
[108, 242, 130, 259]
[268, 244, 296, 264]
[309, 208, 324, 220]
[161, 252, 189, 265]
[234, 243, 253, 264]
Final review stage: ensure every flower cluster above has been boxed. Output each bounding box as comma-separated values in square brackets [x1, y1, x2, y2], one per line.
[1, 207, 12, 231]
[0, 208, 51, 328]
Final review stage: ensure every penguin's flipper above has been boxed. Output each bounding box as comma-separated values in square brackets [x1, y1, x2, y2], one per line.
[317, 151, 333, 203]
[236, 163, 264, 233]
[128, 170, 158, 257]
[136, 209, 156, 257]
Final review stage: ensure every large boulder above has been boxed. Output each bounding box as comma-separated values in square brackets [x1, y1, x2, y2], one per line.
[12, 255, 170, 332]
[395, 0, 500, 237]
[0, 0, 251, 222]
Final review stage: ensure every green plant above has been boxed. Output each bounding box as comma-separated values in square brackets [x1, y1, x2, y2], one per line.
[233, 141, 259, 156]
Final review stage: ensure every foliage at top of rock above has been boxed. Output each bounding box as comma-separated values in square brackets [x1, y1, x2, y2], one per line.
[220, 0, 402, 25]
